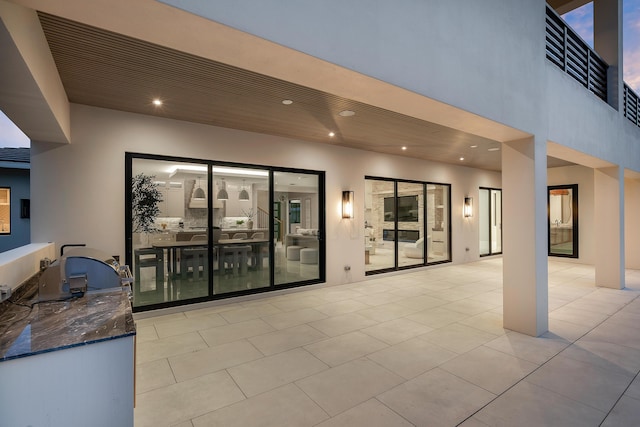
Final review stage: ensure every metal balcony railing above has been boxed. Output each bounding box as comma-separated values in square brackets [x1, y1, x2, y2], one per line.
[624, 83, 640, 127]
[545, 5, 608, 102]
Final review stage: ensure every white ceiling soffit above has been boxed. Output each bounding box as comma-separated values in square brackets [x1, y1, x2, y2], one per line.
[547, 141, 616, 170]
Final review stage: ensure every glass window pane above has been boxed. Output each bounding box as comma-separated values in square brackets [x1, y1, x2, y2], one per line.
[491, 189, 502, 254]
[365, 179, 395, 272]
[549, 185, 578, 257]
[427, 184, 450, 262]
[213, 166, 270, 294]
[479, 189, 490, 256]
[275, 171, 321, 286]
[131, 158, 208, 308]
[398, 182, 424, 268]
[0, 188, 10, 234]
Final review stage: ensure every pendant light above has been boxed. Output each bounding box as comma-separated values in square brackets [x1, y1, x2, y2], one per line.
[216, 178, 229, 200]
[193, 177, 206, 199]
[239, 179, 250, 201]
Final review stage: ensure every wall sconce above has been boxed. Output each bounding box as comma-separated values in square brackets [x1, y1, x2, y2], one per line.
[463, 196, 473, 218]
[342, 191, 354, 219]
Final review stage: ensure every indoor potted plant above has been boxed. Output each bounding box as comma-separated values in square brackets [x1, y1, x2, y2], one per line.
[131, 173, 163, 245]
[242, 208, 255, 229]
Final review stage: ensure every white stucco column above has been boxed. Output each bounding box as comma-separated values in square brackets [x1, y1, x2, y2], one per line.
[502, 137, 548, 337]
[595, 166, 625, 288]
[594, 0, 623, 110]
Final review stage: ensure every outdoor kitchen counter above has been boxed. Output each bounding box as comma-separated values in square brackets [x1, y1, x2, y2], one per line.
[0, 281, 135, 361]
[0, 274, 136, 427]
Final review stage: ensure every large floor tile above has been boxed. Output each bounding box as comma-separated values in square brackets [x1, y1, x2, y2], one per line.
[601, 396, 640, 427]
[269, 295, 329, 312]
[560, 338, 640, 377]
[367, 337, 457, 380]
[314, 299, 371, 316]
[315, 398, 413, 427]
[483, 331, 570, 365]
[227, 348, 328, 396]
[261, 307, 327, 329]
[378, 368, 495, 427]
[134, 370, 245, 427]
[420, 323, 498, 354]
[626, 375, 640, 400]
[191, 383, 329, 427]
[526, 354, 634, 412]
[219, 304, 282, 324]
[136, 332, 209, 364]
[168, 339, 263, 382]
[581, 320, 640, 350]
[304, 331, 388, 366]
[353, 292, 405, 307]
[135, 324, 159, 343]
[308, 312, 378, 337]
[248, 324, 328, 356]
[296, 358, 404, 416]
[394, 294, 449, 311]
[474, 381, 605, 427]
[441, 299, 497, 316]
[134, 312, 186, 328]
[457, 311, 508, 335]
[549, 306, 609, 328]
[357, 302, 422, 322]
[154, 313, 227, 338]
[361, 317, 433, 345]
[440, 346, 537, 394]
[136, 358, 176, 394]
[198, 318, 275, 347]
[405, 307, 469, 329]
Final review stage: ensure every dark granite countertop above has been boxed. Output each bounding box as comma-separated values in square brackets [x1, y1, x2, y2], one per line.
[0, 273, 135, 362]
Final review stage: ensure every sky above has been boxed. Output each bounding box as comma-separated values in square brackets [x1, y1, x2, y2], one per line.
[1, 1, 639, 149]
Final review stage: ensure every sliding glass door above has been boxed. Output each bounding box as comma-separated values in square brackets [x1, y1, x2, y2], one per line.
[129, 157, 210, 308]
[274, 171, 323, 286]
[365, 177, 450, 274]
[548, 184, 578, 258]
[126, 153, 325, 311]
[479, 187, 502, 256]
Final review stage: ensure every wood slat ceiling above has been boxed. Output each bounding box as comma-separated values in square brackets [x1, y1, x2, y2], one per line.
[37, 12, 573, 171]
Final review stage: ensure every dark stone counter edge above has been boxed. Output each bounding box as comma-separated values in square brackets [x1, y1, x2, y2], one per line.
[0, 330, 136, 363]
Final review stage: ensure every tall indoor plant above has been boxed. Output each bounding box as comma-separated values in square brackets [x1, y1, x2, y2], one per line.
[131, 173, 163, 239]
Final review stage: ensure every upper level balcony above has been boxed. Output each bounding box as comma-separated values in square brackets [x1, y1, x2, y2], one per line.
[545, 4, 640, 129]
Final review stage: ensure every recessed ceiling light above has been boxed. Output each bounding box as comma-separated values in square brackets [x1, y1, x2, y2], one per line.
[488, 147, 500, 152]
[152, 99, 162, 106]
[402, 146, 407, 151]
[338, 110, 356, 117]
[460, 157, 465, 161]
[329, 132, 335, 137]
[470, 145, 478, 148]
[282, 99, 293, 105]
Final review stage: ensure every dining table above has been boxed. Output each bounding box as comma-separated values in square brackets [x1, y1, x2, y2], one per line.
[152, 238, 269, 278]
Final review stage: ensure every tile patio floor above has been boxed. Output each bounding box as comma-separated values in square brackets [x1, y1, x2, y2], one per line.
[133, 259, 640, 426]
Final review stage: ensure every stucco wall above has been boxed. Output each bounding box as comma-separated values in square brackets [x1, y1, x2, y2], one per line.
[30, 103, 500, 286]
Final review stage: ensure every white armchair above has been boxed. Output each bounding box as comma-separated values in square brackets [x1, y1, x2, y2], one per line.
[403, 236, 430, 259]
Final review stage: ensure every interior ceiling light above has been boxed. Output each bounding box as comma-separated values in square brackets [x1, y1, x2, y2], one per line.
[460, 157, 465, 161]
[216, 178, 229, 200]
[470, 145, 478, 148]
[402, 146, 407, 151]
[239, 179, 250, 201]
[338, 110, 355, 117]
[329, 132, 335, 137]
[282, 99, 293, 105]
[488, 147, 500, 152]
[193, 176, 206, 199]
[152, 99, 162, 106]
